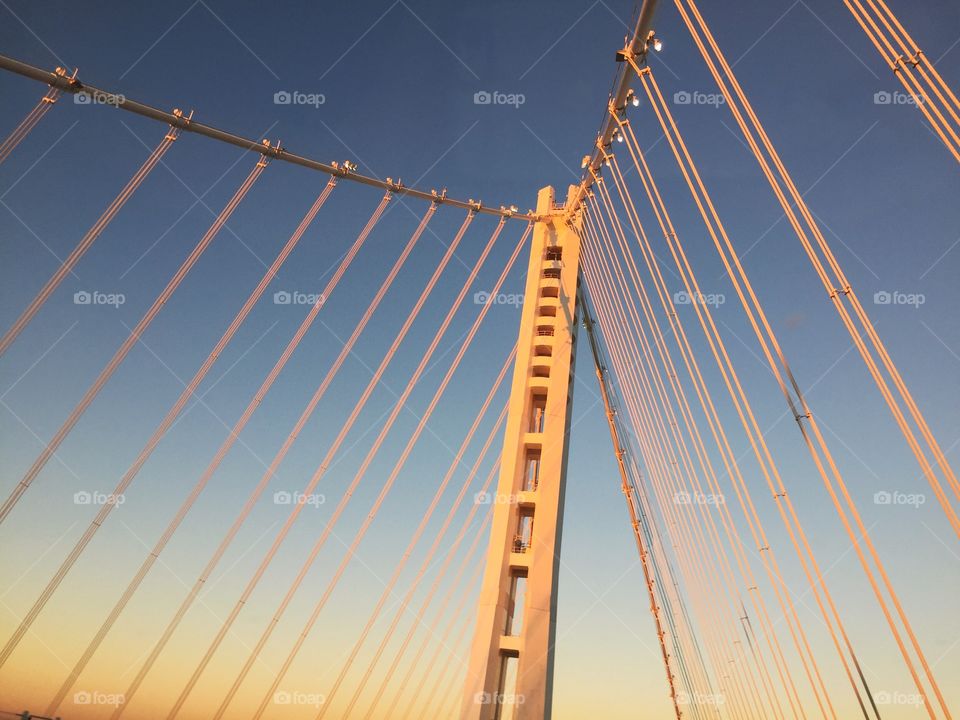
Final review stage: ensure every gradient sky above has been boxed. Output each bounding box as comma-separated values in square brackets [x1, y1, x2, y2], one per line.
[0, 1, 958, 718]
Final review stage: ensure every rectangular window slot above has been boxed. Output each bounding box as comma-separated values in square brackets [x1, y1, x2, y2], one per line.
[504, 572, 528, 637]
[529, 395, 546, 433]
[513, 510, 534, 553]
[545, 246, 563, 262]
[523, 449, 540, 490]
[495, 654, 520, 720]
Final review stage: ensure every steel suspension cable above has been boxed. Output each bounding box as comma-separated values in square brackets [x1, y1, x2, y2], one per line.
[864, 0, 960, 115]
[604, 142, 878, 719]
[0, 83, 61, 166]
[638, 63, 946, 718]
[412, 548, 488, 720]
[40, 177, 339, 715]
[348, 406, 505, 720]
[583, 215, 755, 719]
[581, 223, 763, 720]
[586, 201, 772, 719]
[595, 289, 721, 720]
[0, 124, 180, 355]
[245, 375, 508, 720]
[108, 196, 438, 720]
[625, 450, 720, 720]
[0, 156, 265, 525]
[582, 238, 754, 720]
[223, 221, 525, 720]
[674, 0, 960, 526]
[582, 212, 724, 716]
[617, 116, 881, 720]
[842, 0, 960, 161]
[588, 183, 797, 719]
[584, 202, 786, 719]
[584, 195, 805, 720]
[164, 215, 506, 719]
[602, 117, 836, 720]
[382, 457, 500, 720]
[581, 282, 683, 719]
[332, 358, 514, 718]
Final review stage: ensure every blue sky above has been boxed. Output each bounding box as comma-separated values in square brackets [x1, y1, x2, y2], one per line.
[0, 0, 959, 718]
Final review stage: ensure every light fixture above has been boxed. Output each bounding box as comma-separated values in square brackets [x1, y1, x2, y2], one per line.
[616, 130, 624, 143]
[581, 154, 591, 169]
[646, 30, 663, 53]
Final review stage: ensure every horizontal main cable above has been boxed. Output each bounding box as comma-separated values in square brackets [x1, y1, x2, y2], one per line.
[160, 210, 482, 719]
[107, 191, 399, 720]
[0, 156, 266, 531]
[0, 124, 180, 356]
[0, 53, 536, 222]
[41, 177, 339, 716]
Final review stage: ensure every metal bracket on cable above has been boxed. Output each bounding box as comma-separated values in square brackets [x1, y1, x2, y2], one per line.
[165, 108, 192, 141]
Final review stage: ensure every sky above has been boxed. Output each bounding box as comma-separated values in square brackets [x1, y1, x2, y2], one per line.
[0, 0, 959, 718]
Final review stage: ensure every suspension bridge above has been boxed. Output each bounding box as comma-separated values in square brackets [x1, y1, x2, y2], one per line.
[0, 0, 958, 718]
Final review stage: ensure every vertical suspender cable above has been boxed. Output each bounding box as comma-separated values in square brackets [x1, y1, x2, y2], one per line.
[0, 84, 61, 166]
[161, 212, 490, 719]
[41, 177, 338, 715]
[0, 125, 179, 355]
[107, 191, 401, 719]
[0, 156, 265, 527]
[213, 220, 522, 720]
